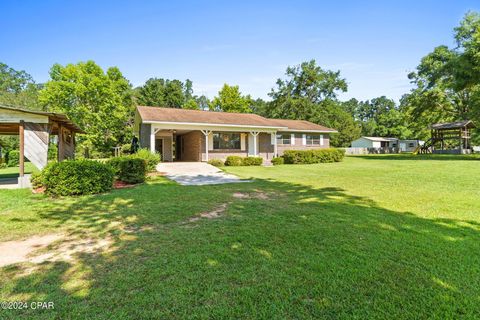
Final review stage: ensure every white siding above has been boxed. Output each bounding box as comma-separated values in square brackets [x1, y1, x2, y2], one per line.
[351, 138, 374, 148]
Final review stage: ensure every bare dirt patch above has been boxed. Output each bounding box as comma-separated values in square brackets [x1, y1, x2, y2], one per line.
[189, 203, 228, 222]
[0, 234, 113, 268]
[0, 234, 62, 267]
[232, 190, 273, 200]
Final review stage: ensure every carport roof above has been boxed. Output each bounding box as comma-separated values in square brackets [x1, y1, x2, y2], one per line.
[0, 105, 84, 134]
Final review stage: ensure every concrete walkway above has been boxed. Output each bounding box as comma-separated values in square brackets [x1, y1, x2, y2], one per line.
[156, 162, 249, 186]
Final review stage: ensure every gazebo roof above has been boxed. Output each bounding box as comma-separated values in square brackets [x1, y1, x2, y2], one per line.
[431, 120, 475, 130]
[0, 105, 84, 134]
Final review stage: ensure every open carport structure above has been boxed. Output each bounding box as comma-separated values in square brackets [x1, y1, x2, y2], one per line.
[0, 105, 84, 188]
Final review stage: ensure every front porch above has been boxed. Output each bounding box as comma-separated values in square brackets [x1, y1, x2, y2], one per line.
[144, 126, 279, 162]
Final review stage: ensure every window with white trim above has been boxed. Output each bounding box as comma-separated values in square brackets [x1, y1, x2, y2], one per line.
[306, 134, 322, 145]
[276, 134, 291, 145]
[213, 133, 240, 149]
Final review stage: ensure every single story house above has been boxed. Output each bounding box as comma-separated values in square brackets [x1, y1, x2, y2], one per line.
[351, 137, 423, 152]
[134, 106, 337, 162]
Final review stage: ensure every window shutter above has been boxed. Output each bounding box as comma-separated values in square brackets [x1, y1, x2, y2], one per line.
[241, 134, 246, 150]
[291, 133, 295, 145]
[302, 134, 306, 145]
[320, 134, 324, 146]
[208, 133, 213, 150]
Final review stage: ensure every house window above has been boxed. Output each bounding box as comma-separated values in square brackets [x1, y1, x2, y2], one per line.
[213, 133, 241, 149]
[276, 134, 291, 145]
[408, 142, 415, 148]
[306, 134, 321, 145]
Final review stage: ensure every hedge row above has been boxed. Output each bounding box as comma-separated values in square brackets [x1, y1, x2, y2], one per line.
[208, 156, 263, 167]
[225, 156, 263, 166]
[282, 148, 345, 164]
[107, 157, 146, 184]
[31, 160, 114, 196]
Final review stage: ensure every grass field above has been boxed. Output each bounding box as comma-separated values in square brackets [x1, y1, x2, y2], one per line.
[0, 155, 479, 319]
[0, 162, 36, 180]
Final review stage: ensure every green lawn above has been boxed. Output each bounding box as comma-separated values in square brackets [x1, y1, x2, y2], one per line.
[0, 162, 36, 180]
[0, 155, 479, 319]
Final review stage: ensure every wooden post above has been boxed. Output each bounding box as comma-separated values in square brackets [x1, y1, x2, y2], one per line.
[57, 124, 64, 161]
[19, 121, 25, 177]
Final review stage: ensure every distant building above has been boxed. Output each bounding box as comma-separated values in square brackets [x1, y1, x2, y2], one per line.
[349, 137, 423, 154]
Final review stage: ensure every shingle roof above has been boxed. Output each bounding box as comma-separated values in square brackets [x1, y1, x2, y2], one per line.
[431, 120, 475, 130]
[137, 106, 337, 132]
[268, 119, 337, 132]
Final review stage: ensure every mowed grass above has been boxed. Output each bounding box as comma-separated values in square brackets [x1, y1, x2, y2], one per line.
[0, 154, 479, 319]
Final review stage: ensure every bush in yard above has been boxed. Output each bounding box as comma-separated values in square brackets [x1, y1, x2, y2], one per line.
[224, 156, 243, 166]
[271, 157, 284, 165]
[40, 159, 114, 196]
[108, 157, 146, 184]
[283, 148, 345, 164]
[242, 156, 263, 166]
[208, 159, 224, 167]
[7, 150, 20, 167]
[132, 148, 160, 171]
[120, 143, 132, 155]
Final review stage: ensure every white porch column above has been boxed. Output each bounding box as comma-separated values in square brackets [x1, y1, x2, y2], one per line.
[250, 131, 259, 156]
[150, 126, 155, 153]
[150, 126, 161, 153]
[272, 132, 278, 157]
[201, 130, 212, 161]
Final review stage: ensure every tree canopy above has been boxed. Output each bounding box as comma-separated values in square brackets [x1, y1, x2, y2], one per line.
[262, 59, 357, 146]
[210, 84, 252, 113]
[39, 61, 134, 154]
[0, 62, 41, 110]
[403, 11, 480, 141]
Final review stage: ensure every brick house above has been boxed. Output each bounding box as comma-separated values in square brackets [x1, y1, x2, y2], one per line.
[134, 106, 337, 162]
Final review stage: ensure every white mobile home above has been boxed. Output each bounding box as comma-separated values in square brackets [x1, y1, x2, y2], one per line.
[349, 137, 423, 154]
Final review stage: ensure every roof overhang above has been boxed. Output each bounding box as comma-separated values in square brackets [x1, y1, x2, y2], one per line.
[145, 120, 287, 132]
[279, 129, 338, 133]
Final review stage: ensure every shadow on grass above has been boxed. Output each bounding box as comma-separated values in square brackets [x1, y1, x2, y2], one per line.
[1, 177, 479, 319]
[349, 153, 480, 161]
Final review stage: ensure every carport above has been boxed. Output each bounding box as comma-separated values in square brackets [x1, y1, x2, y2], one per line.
[0, 105, 84, 188]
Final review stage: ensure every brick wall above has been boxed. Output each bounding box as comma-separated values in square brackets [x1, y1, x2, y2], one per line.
[277, 133, 330, 156]
[180, 131, 202, 161]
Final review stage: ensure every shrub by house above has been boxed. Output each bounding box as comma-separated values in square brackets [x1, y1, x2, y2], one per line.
[108, 157, 146, 184]
[34, 159, 114, 196]
[282, 149, 345, 164]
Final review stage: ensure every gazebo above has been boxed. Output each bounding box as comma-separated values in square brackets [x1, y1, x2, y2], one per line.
[419, 120, 475, 154]
[0, 105, 84, 187]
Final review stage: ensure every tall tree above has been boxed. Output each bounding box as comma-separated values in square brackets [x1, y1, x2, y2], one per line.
[135, 78, 196, 109]
[266, 59, 347, 120]
[39, 61, 134, 153]
[210, 84, 252, 113]
[0, 62, 41, 110]
[344, 96, 410, 138]
[264, 60, 354, 146]
[404, 11, 480, 141]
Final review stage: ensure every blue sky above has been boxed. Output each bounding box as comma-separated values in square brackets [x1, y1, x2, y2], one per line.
[1, 0, 478, 102]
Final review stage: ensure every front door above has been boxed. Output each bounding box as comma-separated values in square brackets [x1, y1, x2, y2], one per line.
[155, 138, 163, 156]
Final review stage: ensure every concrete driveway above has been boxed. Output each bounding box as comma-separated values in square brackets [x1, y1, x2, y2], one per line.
[156, 162, 250, 186]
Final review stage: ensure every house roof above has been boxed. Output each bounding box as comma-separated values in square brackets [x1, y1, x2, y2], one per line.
[267, 119, 337, 132]
[361, 136, 398, 142]
[431, 120, 475, 130]
[0, 104, 84, 133]
[137, 106, 337, 132]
